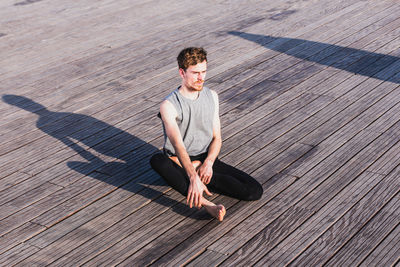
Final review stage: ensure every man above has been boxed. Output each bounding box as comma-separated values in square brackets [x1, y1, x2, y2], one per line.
[150, 47, 262, 221]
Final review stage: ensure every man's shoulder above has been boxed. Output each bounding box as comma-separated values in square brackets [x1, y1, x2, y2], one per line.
[159, 99, 178, 121]
[160, 98, 175, 109]
[207, 88, 218, 103]
[201, 86, 217, 100]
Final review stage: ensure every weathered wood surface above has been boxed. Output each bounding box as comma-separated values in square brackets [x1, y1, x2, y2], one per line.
[1, 0, 399, 266]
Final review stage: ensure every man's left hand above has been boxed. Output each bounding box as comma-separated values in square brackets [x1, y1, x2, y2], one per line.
[198, 160, 213, 184]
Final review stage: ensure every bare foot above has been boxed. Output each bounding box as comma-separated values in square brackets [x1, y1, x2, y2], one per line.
[168, 157, 202, 171]
[204, 203, 226, 221]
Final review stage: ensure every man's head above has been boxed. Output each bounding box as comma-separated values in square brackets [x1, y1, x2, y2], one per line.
[177, 47, 207, 71]
[177, 47, 208, 91]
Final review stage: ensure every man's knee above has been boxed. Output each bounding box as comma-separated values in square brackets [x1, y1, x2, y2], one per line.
[246, 182, 263, 201]
[150, 153, 169, 171]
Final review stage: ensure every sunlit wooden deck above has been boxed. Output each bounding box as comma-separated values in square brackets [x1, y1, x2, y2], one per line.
[0, 0, 399, 265]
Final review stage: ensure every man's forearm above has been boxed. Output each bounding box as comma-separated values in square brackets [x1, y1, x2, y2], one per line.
[205, 137, 222, 165]
[174, 144, 198, 180]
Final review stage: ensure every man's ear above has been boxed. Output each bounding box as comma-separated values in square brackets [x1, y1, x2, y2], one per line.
[179, 68, 186, 79]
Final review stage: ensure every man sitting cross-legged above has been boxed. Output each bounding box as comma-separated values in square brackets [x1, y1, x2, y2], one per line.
[150, 47, 263, 221]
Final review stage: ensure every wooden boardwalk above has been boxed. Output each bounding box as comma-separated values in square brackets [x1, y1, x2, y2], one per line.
[1, 0, 399, 265]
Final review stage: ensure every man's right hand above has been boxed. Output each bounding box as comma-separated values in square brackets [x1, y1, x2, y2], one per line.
[187, 174, 212, 208]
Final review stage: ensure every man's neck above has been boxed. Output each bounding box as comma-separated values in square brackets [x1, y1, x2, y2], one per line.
[179, 85, 200, 100]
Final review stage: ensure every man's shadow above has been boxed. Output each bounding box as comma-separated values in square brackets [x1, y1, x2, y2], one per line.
[3, 94, 209, 219]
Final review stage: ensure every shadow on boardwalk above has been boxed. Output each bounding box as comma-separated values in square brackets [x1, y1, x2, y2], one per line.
[3, 95, 208, 219]
[229, 31, 400, 84]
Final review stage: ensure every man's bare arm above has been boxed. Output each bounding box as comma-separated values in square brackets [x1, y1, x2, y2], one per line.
[160, 100, 195, 176]
[198, 90, 222, 184]
[160, 100, 212, 208]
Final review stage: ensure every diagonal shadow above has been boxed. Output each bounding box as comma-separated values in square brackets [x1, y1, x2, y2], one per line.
[3, 94, 209, 219]
[228, 31, 400, 84]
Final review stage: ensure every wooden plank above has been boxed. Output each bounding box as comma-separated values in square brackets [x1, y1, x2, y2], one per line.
[0, 85, 158, 148]
[81, 136, 302, 266]
[20, 117, 158, 178]
[294, 133, 400, 213]
[7, 5, 384, 174]
[1, 33, 184, 123]
[0, 0, 135, 32]
[0, 182, 62, 220]
[359, 223, 400, 266]
[324, 194, 400, 266]
[2, 0, 165, 52]
[365, 92, 400, 134]
[0, 222, 45, 255]
[186, 249, 228, 267]
[367, 127, 400, 175]
[221, 67, 337, 137]
[287, 169, 400, 266]
[0, 243, 39, 266]
[0, 172, 31, 192]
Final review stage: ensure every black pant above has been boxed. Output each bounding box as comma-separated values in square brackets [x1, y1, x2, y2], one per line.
[150, 152, 263, 201]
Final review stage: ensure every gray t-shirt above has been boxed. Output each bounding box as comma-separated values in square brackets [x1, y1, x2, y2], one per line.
[162, 86, 215, 156]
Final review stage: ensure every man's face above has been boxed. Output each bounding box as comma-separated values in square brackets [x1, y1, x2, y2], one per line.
[179, 60, 207, 91]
